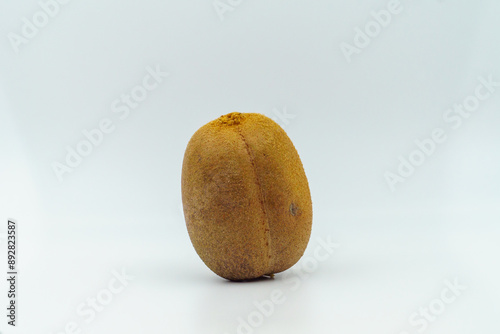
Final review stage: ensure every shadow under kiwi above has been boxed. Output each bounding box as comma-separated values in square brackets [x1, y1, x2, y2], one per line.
[221, 274, 277, 284]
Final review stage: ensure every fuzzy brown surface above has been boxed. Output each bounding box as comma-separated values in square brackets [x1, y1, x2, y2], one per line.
[182, 112, 312, 281]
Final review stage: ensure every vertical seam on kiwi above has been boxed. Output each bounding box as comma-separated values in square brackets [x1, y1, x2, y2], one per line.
[236, 126, 274, 275]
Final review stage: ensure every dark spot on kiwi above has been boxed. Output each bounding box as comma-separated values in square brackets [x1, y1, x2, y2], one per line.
[289, 203, 299, 216]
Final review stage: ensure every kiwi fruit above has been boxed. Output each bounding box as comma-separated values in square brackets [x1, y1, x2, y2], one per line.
[181, 112, 312, 281]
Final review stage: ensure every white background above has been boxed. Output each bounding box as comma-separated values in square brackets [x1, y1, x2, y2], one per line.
[1, 0, 499, 333]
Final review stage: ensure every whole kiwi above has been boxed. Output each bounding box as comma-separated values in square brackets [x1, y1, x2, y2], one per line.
[181, 112, 312, 281]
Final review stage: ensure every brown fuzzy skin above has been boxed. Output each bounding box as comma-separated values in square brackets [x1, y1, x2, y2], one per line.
[181, 112, 312, 281]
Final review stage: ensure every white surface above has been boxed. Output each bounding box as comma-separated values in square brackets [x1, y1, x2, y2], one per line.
[0, 1, 499, 333]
